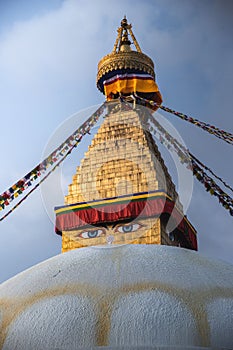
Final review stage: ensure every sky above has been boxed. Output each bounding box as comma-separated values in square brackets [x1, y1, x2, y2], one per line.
[0, 0, 233, 283]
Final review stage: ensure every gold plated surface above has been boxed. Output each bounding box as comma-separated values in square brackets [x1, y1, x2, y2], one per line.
[97, 51, 155, 84]
[97, 17, 156, 90]
[62, 106, 182, 251]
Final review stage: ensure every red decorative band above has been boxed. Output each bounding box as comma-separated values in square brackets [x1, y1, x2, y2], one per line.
[54, 191, 197, 250]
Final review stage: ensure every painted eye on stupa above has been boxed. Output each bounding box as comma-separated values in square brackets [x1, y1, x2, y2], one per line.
[117, 223, 142, 233]
[78, 229, 105, 239]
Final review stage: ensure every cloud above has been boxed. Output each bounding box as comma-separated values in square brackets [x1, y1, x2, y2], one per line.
[0, 1, 93, 87]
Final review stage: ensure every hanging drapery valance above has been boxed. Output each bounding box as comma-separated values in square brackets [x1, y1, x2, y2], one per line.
[55, 190, 197, 250]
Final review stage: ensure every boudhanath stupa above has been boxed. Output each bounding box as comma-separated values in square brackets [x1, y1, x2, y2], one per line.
[0, 17, 233, 350]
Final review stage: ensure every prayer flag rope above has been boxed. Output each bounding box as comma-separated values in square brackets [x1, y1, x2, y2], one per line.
[0, 103, 106, 212]
[1, 98, 233, 220]
[147, 110, 233, 191]
[189, 152, 233, 194]
[0, 137, 83, 221]
[133, 94, 233, 145]
[144, 111, 233, 216]
[117, 98, 233, 216]
[145, 105, 233, 197]
[191, 162, 233, 216]
[121, 95, 233, 216]
[147, 115, 191, 167]
[160, 104, 233, 145]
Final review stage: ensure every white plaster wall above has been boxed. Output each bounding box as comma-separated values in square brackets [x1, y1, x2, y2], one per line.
[109, 291, 199, 347]
[3, 295, 96, 349]
[0, 245, 233, 349]
[207, 298, 233, 348]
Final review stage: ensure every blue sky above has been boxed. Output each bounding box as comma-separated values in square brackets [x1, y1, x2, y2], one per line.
[0, 0, 233, 283]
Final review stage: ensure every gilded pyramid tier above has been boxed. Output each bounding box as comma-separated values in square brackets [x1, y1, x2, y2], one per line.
[65, 106, 180, 207]
[54, 102, 198, 253]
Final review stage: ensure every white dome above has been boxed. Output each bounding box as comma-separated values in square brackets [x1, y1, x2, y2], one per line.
[0, 244, 233, 349]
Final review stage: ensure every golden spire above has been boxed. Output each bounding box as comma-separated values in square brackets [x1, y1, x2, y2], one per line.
[112, 16, 141, 53]
[97, 17, 156, 93]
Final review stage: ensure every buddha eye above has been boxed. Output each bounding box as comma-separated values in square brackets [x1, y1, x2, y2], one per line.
[78, 229, 105, 239]
[117, 223, 141, 233]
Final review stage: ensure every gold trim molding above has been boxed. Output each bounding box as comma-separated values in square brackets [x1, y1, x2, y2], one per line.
[97, 51, 155, 86]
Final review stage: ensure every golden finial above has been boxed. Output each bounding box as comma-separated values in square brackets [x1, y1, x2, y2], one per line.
[112, 16, 142, 53]
[97, 17, 155, 91]
[96, 16, 163, 108]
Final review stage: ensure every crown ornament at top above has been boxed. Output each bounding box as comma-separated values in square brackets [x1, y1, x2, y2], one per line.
[97, 16, 156, 89]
